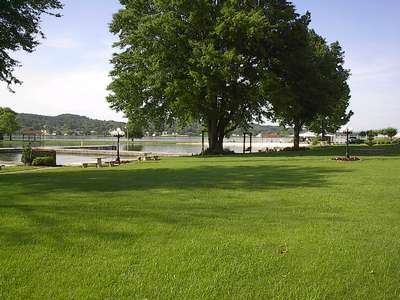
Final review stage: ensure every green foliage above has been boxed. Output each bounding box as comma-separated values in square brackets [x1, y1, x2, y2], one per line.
[108, 0, 300, 153]
[126, 120, 144, 140]
[374, 138, 393, 145]
[17, 113, 126, 136]
[365, 130, 378, 147]
[21, 143, 33, 165]
[32, 156, 56, 166]
[0, 0, 63, 90]
[267, 29, 351, 148]
[0, 107, 21, 139]
[382, 127, 398, 140]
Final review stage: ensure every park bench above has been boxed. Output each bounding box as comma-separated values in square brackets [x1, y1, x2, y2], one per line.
[82, 158, 108, 168]
[138, 155, 160, 161]
[82, 162, 97, 168]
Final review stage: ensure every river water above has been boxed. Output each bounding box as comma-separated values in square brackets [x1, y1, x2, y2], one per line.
[0, 136, 296, 165]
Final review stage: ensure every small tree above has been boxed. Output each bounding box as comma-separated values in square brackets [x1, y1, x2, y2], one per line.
[0, 108, 21, 140]
[382, 127, 398, 141]
[126, 121, 144, 143]
[21, 143, 33, 165]
[366, 130, 378, 146]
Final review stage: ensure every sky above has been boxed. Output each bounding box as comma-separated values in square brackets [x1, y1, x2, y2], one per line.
[0, 0, 399, 130]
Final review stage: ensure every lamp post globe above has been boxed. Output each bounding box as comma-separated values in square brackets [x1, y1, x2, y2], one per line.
[110, 128, 125, 163]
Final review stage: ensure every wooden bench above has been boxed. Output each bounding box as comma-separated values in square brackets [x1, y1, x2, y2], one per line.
[82, 163, 97, 168]
[138, 155, 160, 161]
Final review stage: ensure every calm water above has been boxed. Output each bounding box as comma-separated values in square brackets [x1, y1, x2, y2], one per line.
[0, 153, 116, 166]
[0, 136, 295, 165]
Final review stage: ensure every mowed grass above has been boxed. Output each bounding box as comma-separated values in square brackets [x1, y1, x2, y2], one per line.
[1, 146, 400, 299]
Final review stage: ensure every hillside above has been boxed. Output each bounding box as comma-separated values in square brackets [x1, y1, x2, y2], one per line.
[16, 112, 288, 136]
[17, 113, 126, 136]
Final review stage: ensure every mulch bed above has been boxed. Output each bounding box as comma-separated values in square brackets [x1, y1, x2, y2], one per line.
[332, 156, 361, 162]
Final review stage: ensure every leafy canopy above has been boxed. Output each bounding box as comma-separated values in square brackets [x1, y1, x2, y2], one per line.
[0, 0, 63, 90]
[108, 0, 302, 152]
[0, 107, 21, 137]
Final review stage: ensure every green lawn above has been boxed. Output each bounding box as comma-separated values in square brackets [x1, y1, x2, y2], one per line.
[0, 166, 38, 174]
[1, 146, 400, 299]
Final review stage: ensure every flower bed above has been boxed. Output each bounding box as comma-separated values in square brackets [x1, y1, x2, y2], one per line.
[332, 156, 360, 162]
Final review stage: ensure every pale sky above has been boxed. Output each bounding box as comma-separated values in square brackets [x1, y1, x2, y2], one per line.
[0, 0, 399, 130]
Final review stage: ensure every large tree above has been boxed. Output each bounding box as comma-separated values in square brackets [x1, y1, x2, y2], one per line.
[107, 0, 301, 154]
[0, 107, 21, 140]
[307, 42, 352, 140]
[265, 27, 351, 149]
[0, 0, 63, 90]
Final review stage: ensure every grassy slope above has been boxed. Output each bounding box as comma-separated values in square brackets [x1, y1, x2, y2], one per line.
[0, 146, 400, 299]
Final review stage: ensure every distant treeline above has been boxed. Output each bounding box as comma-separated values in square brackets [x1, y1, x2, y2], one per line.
[16, 113, 288, 137]
[17, 113, 126, 136]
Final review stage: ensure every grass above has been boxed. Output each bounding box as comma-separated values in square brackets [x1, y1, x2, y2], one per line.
[0, 166, 37, 174]
[1, 145, 400, 299]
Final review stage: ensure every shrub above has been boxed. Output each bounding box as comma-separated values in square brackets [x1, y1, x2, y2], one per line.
[21, 143, 33, 165]
[32, 156, 56, 166]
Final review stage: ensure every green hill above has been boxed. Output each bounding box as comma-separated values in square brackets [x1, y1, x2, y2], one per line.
[15, 112, 287, 137]
[17, 113, 126, 136]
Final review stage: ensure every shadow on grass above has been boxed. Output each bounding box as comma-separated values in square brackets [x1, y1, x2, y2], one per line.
[1, 163, 351, 193]
[0, 163, 351, 248]
[227, 144, 400, 158]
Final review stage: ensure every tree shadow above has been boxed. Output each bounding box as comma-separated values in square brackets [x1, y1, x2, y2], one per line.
[226, 144, 400, 158]
[2, 164, 350, 194]
[0, 163, 351, 248]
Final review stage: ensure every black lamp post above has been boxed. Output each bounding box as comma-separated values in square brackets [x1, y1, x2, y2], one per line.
[111, 128, 125, 163]
[243, 132, 253, 154]
[345, 127, 352, 158]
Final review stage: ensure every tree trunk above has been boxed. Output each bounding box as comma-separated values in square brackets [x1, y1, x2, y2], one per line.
[293, 121, 301, 150]
[9, 134, 12, 141]
[207, 118, 224, 154]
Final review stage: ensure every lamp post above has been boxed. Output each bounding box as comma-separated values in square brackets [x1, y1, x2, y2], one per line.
[110, 128, 125, 163]
[344, 127, 353, 158]
[243, 132, 253, 154]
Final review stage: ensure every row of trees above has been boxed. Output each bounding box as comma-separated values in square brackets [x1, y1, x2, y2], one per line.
[360, 128, 398, 141]
[108, 0, 352, 153]
[0, 107, 20, 141]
